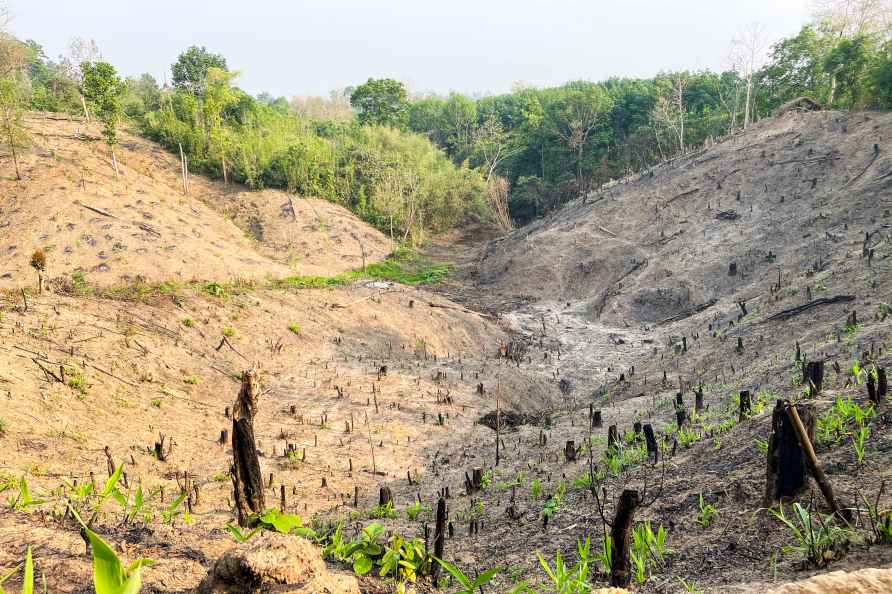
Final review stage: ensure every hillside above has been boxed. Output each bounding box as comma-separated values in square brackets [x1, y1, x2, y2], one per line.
[1, 111, 891, 594]
[0, 114, 391, 290]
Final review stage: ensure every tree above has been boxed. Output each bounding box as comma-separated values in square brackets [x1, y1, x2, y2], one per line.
[473, 114, 518, 182]
[0, 75, 28, 179]
[652, 73, 688, 154]
[171, 46, 227, 95]
[758, 26, 834, 109]
[811, 0, 892, 38]
[350, 78, 409, 128]
[202, 67, 239, 183]
[869, 40, 892, 107]
[730, 22, 768, 128]
[81, 61, 125, 178]
[549, 83, 612, 191]
[823, 34, 875, 106]
[122, 73, 161, 117]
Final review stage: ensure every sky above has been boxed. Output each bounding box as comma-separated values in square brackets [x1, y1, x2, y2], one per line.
[11, 0, 813, 98]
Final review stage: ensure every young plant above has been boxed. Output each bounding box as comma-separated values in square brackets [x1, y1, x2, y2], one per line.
[404, 500, 431, 521]
[224, 523, 260, 543]
[851, 425, 870, 465]
[536, 540, 592, 593]
[0, 545, 33, 594]
[768, 502, 854, 566]
[433, 557, 499, 594]
[696, 494, 717, 528]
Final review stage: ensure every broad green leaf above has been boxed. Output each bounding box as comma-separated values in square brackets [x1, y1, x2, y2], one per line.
[101, 466, 124, 500]
[352, 555, 373, 575]
[85, 528, 126, 594]
[472, 566, 500, 588]
[433, 557, 472, 589]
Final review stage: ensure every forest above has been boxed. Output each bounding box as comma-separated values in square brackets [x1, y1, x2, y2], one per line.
[4, 0, 892, 231]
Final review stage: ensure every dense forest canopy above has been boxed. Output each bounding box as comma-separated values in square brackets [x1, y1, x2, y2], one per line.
[2, 0, 892, 233]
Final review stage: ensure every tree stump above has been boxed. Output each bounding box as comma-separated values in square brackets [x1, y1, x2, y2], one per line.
[231, 370, 265, 527]
[643, 424, 658, 462]
[610, 489, 642, 587]
[592, 410, 602, 428]
[878, 368, 888, 403]
[764, 400, 815, 506]
[695, 388, 704, 412]
[379, 486, 393, 507]
[803, 361, 824, 395]
[471, 468, 483, 491]
[564, 440, 576, 462]
[432, 497, 446, 577]
[607, 425, 619, 453]
[739, 390, 751, 421]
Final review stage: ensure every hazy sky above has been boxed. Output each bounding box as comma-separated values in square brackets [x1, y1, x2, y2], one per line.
[12, 0, 813, 98]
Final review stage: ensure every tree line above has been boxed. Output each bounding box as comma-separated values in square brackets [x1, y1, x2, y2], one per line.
[0, 0, 890, 231]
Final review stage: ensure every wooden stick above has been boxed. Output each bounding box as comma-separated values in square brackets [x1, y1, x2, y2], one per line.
[786, 403, 846, 519]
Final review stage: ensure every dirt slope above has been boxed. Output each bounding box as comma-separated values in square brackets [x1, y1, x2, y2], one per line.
[0, 114, 390, 289]
[477, 111, 891, 325]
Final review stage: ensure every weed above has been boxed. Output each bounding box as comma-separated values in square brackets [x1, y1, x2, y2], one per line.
[755, 437, 769, 454]
[404, 500, 431, 521]
[851, 425, 870, 465]
[479, 469, 494, 491]
[183, 376, 199, 385]
[222, 327, 235, 338]
[182, 317, 194, 328]
[531, 479, 542, 500]
[287, 323, 301, 335]
[367, 501, 397, 519]
[150, 399, 162, 408]
[768, 502, 855, 566]
[678, 578, 703, 593]
[224, 523, 260, 543]
[536, 539, 592, 592]
[434, 557, 499, 594]
[0, 545, 34, 594]
[696, 494, 717, 528]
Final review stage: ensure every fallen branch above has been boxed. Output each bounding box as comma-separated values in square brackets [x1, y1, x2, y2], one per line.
[85, 362, 138, 387]
[657, 299, 717, 325]
[666, 188, 699, 204]
[75, 201, 118, 219]
[760, 295, 854, 323]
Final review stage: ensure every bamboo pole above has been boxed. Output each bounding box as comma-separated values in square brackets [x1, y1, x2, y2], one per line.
[786, 403, 846, 520]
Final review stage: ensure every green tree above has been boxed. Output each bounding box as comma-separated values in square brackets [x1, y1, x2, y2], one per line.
[171, 45, 227, 95]
[823, 34, 875, 107]
[81, 61, 125, 177]
[548, 83, 613, 190]
[869, 40, 892, 108]
[122, 73, 161, 117]
[202, 67, 239, 183]
[0, 76, 29, 179]
[350, 78, 409, 128]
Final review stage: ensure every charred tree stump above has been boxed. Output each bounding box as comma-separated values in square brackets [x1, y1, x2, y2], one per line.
[592, 410, 602, 428]
[379, 486, 393, 507]
[878, 368, 888, 403]
[695, 388, 704, 412]
[471, 468, 483, 491]
[610, 489, 643, 587]
[231, 369, 265, 527]
[432, 497, 446, 577]
[739, 390, 752, 421]
[764, 400, 815, 506]
[564, 440, 576, 463]
[643, 424, 658, 462]
[803, 361, 824, 395]
[607, 425, 619, 453]
[868, 374, 878, 404]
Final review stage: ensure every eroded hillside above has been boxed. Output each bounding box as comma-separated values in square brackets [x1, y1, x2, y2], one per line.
[0, 114, 391, 290]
